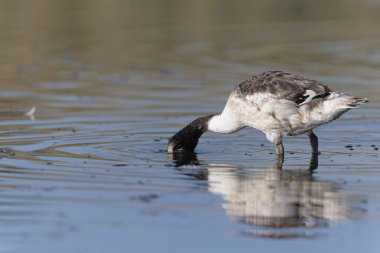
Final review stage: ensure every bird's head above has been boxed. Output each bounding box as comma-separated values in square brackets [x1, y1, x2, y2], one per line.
[167, 115, 214, 153]
[167, 128, 199, 153]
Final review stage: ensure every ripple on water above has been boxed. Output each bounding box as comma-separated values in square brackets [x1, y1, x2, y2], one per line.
[0, 4, 379, 251]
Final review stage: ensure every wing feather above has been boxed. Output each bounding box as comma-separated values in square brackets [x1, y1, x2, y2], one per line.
[236, 71, 331, 106]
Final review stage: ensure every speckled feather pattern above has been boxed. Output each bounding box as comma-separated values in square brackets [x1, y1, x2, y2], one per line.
[236, 70, 331, 103]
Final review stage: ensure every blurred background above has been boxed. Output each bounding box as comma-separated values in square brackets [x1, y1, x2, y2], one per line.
[1, 0, 379, 105]
[0, 1, 379, 253]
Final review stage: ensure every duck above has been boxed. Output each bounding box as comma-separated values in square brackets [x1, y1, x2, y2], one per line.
[167, 70, 368, 158]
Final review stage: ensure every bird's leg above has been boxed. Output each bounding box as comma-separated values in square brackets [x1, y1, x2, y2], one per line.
[309, 152, 318, 171]
[266, 132, 284, 163]
[307, 131, 319, 171]
[273, 155, 284, 170]
[308, 131, 319, 155]
[275, 143, 284, 160]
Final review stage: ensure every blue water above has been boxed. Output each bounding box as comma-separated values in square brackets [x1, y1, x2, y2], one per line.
[0, 1, 379, 252]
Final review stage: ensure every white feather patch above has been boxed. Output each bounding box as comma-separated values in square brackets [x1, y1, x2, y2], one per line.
[298, 90, 317, 106]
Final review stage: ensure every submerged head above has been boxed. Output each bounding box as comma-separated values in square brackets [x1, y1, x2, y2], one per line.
[167, 115, 213, 153]
[168, 130, 199, 153]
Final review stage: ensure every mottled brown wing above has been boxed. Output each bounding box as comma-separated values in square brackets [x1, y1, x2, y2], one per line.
[236, 70, 331, 105]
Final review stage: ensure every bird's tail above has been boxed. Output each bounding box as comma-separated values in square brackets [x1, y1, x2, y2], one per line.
[345, 97, 369, 108]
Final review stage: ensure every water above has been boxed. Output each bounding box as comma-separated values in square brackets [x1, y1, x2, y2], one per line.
[0, 1, 379, 252]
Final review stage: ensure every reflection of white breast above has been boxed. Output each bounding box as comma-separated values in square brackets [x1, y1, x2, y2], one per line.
[208, 167, 240, 198]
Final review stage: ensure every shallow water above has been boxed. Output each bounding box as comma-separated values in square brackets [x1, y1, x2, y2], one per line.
[0, 1, 379, 252]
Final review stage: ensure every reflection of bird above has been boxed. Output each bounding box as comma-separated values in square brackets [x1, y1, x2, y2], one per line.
[168, 152, 199, 167]
[207, 164, 360, 230]
[168, 154, 365, 239]
[168, 71, 368, 158]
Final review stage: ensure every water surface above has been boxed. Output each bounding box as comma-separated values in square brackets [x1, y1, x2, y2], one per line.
[0, 1, 379, 252]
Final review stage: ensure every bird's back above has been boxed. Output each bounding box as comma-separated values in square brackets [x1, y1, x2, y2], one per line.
[235, 70, 331, 105]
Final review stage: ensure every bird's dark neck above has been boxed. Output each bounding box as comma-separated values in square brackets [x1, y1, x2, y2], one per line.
[177, 114, 214, 141]
[187, 114, 214, 134]
[169, 115, 214, 152]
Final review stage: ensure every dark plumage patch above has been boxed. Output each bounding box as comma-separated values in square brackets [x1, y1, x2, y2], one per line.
[312, 92, 331, 100]
[168, 115, 214, 153]
[235, 71, 331, 106]
[295, 93, 310, 105]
